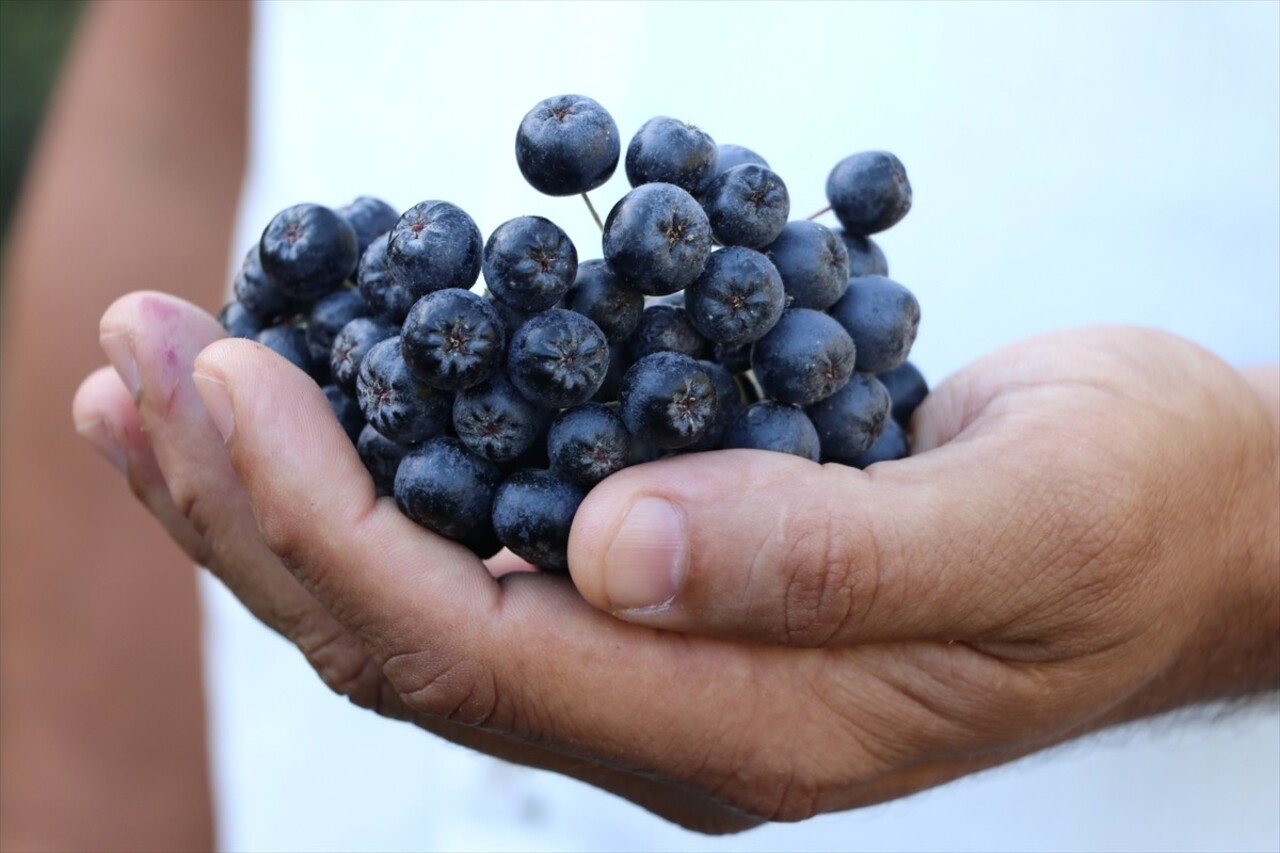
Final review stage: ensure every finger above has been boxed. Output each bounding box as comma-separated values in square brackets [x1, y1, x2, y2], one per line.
[72, 365, 207, 562]
[566, 432, 1084, 648]
[97, 292, 404, 719]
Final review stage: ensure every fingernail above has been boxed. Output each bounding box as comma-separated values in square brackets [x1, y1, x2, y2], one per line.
[75, 417, 128, 474]
[100, 332, 141, 400]
[192, 372, 234, 442]
[604, 497, 686, 612]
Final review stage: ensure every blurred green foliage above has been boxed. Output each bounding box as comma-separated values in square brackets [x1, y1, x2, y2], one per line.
[0, 0, 84, 244]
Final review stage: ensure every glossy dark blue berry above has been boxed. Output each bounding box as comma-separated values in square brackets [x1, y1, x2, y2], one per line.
[355, 336, 452, 445]
[338, 196, 399, 258]
[829, 275, 921, 374]
[628, 303, 708, 361]
[460, 516, 504, 560]
[826, 152, 912, 236]
[386, 200, 483, 300]
[852, 417, 908, 468]
[701, 164, 790, 249]
[259, 203, 358, 301]
[877, 360, 928, 428]
[712, 341, 752, 375]
[547, 403, 633, 487]
[625, 116, 718, 197]
[764, 221, 850, 310]
[723, 400, 820, 461]
[516, 94, 620, 196]
[324, 384, 365, 444]
[357, 232, 417, 326]
[837, 229, 889, 278]
[507, 308, 610, 408]
[357, 423, 408, 497]
[482, 216, 578, 313]
[619, 352, 717, 450]
[400, 288, 505, 391]
[712, 143, 768, 178]
[592, 342, 631, 403]
[491, 469, 585, 572]
[603, 183, 713, 296]
[751, 308, 856, 406]
[563, 259, 643, 344]
[234, 243, 301, 321]
[218, 300, 264, 339]
[257, 323, 322, 382]
[306, 288, 369, 364]
[330, 316, 397, 396]
[684, 359, 744, 452]
[685, 246, 786, 346]
[394, 436, 501, 539]
[452, 374, 548, 463]
[807, 373, 891, 463]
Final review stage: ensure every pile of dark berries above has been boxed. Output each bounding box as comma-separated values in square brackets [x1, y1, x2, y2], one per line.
[218, 94, 928, 572]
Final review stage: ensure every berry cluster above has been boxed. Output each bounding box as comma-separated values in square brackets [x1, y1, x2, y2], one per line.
[218, 94, 927, 571]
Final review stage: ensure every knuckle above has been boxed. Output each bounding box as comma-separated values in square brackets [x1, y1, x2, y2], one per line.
[776, 490, 877, 646]
[382, 649, 503, 730]
[296, 622, 386, 712]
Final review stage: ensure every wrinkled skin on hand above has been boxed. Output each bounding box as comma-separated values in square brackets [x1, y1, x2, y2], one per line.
[76, 292, 1278, 832]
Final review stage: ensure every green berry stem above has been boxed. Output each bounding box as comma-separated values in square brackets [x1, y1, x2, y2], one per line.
[581, 192, 604, 232]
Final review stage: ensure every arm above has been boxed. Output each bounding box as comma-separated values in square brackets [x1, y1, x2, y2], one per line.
[0, 2, 248, 849]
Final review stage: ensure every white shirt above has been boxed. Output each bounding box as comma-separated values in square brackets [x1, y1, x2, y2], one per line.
[208, 2, 1280, 850]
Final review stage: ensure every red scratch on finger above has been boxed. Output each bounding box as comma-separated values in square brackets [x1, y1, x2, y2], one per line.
[165, 384, 181, 418]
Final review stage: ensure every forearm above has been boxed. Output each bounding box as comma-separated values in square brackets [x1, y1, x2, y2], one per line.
[0, 1, 248, 850]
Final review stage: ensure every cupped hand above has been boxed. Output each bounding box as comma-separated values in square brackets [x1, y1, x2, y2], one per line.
[75, 292, 1278, 830]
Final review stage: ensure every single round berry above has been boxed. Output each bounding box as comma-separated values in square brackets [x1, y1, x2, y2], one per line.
[603, 183, 713, 296]
[338, 196, 400, 258]
[234, 243, 301, 321]
[259, 203, 358, 301]
[515, 94, 620, 196]
[685, 246, 786, 346]
[852, 416, 909, 468]
[625, 116, 718, 196]
[806, 372, 892, 463]
[323, 384, 365, 444]
[453, 374, 549, 463]
[619, 352, 717, 450]
[828, 275, 921, 374]
[306, 288, 369, 364]
[507, 309, 610, 408]
[386, 200, 483, 300]
[491, 469, 585, 572]
[218, 300, 264, 339]
[482, 216, 578, 313]
[751, 308, 856, 406]
[547, 403, 633, 487]
[826, 151, 912, 236]
[357, 423, 409, 498]
[765, 220, 850, 310]
[701, 164, 790, 249]
[628, 303, 708, 360]
[394, 436, 501, 539]
[330, 316, 397, 396]
[712, 143, 768, 178]
[723, 400, 821, 461]
[837, 229, 889, 278]
[358, 232, 417, 325]
[563, 259, 643, 343]
[877, 360, 928, 428]
[400, 288, 505, 391]
[683, 359, 744, 452]
[355, 336, 452, 445]
[257, 323, 322, 382]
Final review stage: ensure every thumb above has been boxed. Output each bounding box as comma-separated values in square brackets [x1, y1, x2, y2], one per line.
[567, 442, 1031, 647]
